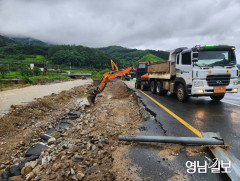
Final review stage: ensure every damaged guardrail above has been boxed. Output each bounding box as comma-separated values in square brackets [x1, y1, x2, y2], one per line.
[118, 132, 240, 180]
[118, 135, 224, 145]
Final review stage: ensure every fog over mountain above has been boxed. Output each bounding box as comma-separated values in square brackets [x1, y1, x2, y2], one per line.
[0, 0, 239, 62]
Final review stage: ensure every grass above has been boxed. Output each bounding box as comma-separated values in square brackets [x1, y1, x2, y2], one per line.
[28, 72, 70, 83]
[24, 55, 46, 63]
[1, 71, 22, 79]
[91, 68, 110, 79]
[0, 54, 46, 64]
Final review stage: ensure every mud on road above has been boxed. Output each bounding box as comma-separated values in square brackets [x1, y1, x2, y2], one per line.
[0, 80, 144, 180]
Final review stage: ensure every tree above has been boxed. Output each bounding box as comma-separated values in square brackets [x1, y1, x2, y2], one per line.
[0, 64, 9, 78]
[19, 65, 33, 77]
[33, 66, 41, 76]
[51, 49, 84, 67]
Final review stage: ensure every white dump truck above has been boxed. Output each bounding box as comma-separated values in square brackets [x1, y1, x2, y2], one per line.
[135, 45, 239, 101]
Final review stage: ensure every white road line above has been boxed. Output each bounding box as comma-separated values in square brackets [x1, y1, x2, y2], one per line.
[222, 101, 240, 107]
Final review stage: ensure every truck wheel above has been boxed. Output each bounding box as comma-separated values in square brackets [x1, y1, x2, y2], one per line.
[210, 94, 225, 101]
[176, 84, 188, 102]
[141, 81, 148, 91]
[135, 82, 141, 89]
[156, 81, 167, 95]
[150, 81, 156, 94]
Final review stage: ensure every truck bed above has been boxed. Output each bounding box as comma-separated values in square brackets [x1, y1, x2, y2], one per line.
[148, 61, 175, 79]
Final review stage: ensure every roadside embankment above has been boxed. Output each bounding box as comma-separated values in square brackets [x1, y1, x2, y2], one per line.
[0, 80, 144, 181]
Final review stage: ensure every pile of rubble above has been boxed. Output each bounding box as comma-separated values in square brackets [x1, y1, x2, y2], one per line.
[0, 81, 143, 181]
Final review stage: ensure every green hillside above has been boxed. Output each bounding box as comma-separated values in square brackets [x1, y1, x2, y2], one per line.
[97, 46, 169, 66]
[0, 35, 169, 71]
[138, 53, 164, 63]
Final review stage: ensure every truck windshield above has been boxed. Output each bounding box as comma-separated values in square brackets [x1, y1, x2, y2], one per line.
[138, 63, 146, 69]
[196, 50, 236, 66]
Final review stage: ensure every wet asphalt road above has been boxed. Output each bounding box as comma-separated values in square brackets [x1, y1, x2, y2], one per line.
[124, 81, 239, 181]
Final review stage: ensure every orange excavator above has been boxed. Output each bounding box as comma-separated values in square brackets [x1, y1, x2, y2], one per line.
[87, 60, 152, 104]
[87, 60, 134, 104]
[92, 66, 133, 95]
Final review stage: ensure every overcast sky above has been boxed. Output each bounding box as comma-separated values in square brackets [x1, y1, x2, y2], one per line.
[0, 0, 240, 62]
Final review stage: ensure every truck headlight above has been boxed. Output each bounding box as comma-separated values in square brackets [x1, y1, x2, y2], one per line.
[233, 88, 238, 92]
[233, 80, 239, 85]
[194, 81, 203, 87]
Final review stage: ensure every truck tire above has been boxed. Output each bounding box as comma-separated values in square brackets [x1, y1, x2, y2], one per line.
[176, 84, 188, 102]
[150, 81, 156, 94]
[135, 82, 141, 89]
[141, 81, 148, 91]
[156, 81, 168, 95]
[210, 94, 225, 101]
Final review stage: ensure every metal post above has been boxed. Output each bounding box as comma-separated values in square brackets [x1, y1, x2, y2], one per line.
[202, 132, 240, 180]
[118, 135, 224, 145]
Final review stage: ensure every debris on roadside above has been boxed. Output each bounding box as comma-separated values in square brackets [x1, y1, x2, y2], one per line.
[0, 81, 143, 180]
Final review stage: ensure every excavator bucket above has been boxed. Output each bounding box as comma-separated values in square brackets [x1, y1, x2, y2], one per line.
[87, 93, 96, 105]
[86, 87, 98, 105]
[86, 66, 133, 105]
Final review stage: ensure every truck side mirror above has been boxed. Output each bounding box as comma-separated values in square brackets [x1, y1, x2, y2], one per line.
[192, 58, 198, 63]
[192, 52, 198, 65]
[193, 52, 198, 58]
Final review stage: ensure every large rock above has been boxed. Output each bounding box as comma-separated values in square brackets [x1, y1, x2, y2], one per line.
[9, 165, 21, 176]
[21, 163, 32, 177]
[19, 156, 38, 170]
[32, 165, 42, 174]
[1, 171, 10, 179]
[25, 143, 48, 157]
[26, 172, 35, 181]
[40, 134, 52, 141]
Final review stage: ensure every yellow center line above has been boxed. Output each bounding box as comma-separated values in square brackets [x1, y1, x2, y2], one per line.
[138, 90, 202, 138]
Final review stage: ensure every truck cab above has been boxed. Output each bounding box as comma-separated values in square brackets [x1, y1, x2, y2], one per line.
[135, 45, 239, 102]
[175, 45, 239, 101]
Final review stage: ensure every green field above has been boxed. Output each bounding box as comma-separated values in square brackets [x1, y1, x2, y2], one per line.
[0, 71, 70, 84]
[0, 54, 46, 64]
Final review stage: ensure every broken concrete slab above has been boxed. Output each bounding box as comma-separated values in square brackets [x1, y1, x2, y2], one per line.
[40, 134, 52, 141]
[25, 143, 49, 157]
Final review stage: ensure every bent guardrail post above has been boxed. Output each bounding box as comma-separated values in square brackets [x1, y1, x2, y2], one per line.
[202, 132, 240, 181]
[118, 135, 224, 145]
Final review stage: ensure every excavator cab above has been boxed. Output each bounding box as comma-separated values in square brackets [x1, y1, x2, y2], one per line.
[136, 62, 148, 78]
[135, 61, 152, 89]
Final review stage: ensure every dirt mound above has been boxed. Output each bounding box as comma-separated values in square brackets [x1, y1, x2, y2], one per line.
[108, 81, 131, 99]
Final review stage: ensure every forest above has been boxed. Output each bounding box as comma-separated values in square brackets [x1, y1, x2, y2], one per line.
[0, 35, 169, 71]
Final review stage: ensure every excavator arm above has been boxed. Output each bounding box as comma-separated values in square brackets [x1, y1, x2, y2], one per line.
[87, 60, 133, 104]
[96, 67, 132, 94]
[111, 59, 118, 71]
